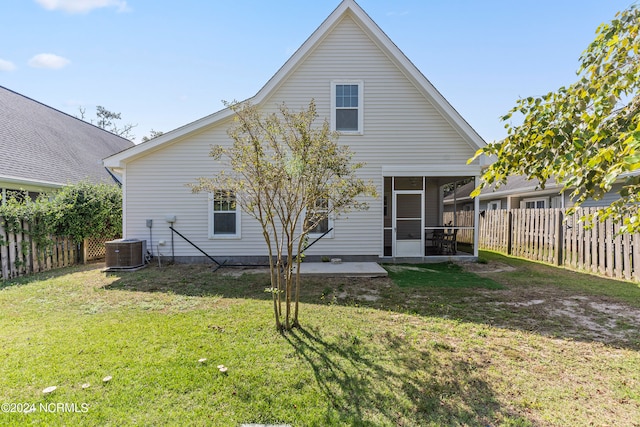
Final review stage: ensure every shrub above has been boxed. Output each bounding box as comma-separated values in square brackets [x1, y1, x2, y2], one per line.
[0, 181, 122, 246]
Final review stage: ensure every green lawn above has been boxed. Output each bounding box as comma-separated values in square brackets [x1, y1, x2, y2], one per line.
[0, 252, 639, 426]
[384, 262, 505, 289]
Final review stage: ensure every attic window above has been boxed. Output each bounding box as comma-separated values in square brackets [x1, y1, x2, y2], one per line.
[331, 81, 363, 134]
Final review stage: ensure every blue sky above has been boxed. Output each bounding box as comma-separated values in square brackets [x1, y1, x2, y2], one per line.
[0, 0, 634, 143]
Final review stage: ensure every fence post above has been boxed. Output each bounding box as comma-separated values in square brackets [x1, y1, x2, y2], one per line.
[634, 232, 640, 282]
[81, 239, 88, 264]
[22, 220, 32, 275]
[554, 209, 563, 266]
[506, 210, 513, 255]
[0, 218, 8, 280]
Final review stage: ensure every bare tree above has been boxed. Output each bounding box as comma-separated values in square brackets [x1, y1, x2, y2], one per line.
[77, 105, 137, 140]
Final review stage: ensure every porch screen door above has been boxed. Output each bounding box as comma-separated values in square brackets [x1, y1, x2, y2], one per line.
[394, 192, 423, 257]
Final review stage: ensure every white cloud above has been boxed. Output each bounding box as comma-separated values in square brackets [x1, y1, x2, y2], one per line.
[0, 59, 16, 71]
[34, 0, 129, 14]
[28, 53, 71, 69]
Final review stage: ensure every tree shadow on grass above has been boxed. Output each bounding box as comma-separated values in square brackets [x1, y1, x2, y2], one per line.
[100, 261, 640, 351]
[103, 263, 274, 298]
[283, 325, 531, 426]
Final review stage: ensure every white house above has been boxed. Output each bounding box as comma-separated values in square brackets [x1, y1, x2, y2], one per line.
[104, 0, 486, 262]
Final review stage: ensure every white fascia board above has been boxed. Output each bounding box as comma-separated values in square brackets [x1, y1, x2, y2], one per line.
[253, 2, 352, 100]
[0, 174, 64, 188]
[477, 185, 563, 200]
[341, 2, 487, 152]
[104, 0, 486, 169]
[443, 183, 564, 205]
[382, 165, 482, 177]
[102, 4, 355, 170]
[103, 106, 239, 169]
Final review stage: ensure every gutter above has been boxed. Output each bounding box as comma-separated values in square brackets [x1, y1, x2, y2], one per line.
[0, 174, 64, 189]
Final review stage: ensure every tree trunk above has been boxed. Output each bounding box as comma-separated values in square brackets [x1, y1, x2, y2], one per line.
[293, 237, 305, 327]
[264, 235, 281, 331]
[284, 239, 294, 330]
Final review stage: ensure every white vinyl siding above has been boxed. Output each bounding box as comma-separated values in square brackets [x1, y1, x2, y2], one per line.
[121, 15, 480, 258]
[579, 183, 624, 207]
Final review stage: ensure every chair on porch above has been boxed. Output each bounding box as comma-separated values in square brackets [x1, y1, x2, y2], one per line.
[441, 228, 458, 255]
[426, 229, 444, 255]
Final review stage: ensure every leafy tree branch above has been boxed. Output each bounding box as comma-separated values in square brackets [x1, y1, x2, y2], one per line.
[471, 5, 640, 233]
[190, 100, 376, 331]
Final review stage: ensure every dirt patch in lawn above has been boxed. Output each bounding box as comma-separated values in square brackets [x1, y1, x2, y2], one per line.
[476, 286, 640, 347]
[457, 260, 640, 346]
[384, 265, 441, 274]
[332, 260, 640, 348]
[218, 267, 270, 277]
[460, 260, 517, 274]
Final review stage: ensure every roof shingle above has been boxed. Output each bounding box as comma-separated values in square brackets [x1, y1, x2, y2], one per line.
[0, 85, 133, 186]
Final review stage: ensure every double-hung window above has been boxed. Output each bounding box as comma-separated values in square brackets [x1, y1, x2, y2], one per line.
[307, 198, 333, 238]
[209, 190, 240, 238]
[331, 81, 363, 134]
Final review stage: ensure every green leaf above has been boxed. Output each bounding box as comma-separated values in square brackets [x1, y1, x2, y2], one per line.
[468, 3, 640, 233]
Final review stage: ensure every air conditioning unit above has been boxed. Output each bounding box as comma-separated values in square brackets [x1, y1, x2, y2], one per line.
[105, 239, 146, 269]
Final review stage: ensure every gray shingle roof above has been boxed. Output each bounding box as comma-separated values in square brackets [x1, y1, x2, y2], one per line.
[0, 85, 133, 186]
[444, 175, 561, 201]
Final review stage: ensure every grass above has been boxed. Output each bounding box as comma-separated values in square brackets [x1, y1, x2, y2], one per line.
[383, 262, 505, 289]
[0, 252, 638, 426]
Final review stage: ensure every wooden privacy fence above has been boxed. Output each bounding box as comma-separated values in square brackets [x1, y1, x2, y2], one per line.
[479, 208, 640, 282]
[0, 218, 76, 280]
[0, 217, 111, 280]
[443, 210, 475, 244]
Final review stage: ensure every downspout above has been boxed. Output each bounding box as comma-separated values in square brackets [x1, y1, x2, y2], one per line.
[104, 167, 123, 188]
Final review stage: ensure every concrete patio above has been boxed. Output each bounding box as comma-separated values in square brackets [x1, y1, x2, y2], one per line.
[295, 262, 388, 277]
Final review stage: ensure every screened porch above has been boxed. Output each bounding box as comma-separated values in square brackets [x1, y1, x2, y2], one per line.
[382, 176, 477, 258]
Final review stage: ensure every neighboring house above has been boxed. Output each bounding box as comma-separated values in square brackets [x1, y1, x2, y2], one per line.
[104, 0, 486, 261]
[444, 175, 634, 212]
[0, 85, 133, 203]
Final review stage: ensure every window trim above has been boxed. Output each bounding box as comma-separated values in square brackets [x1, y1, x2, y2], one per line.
[306, 198, 334, 239]
[208, 191, 241, 239]
[487, 200, 501, 210]
[331, 80, 364, 135]
[522, 197, 547, 209]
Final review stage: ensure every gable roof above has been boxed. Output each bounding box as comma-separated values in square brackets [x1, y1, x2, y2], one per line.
[0, 85, 133, 188]
[104, 0, 486, 170]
